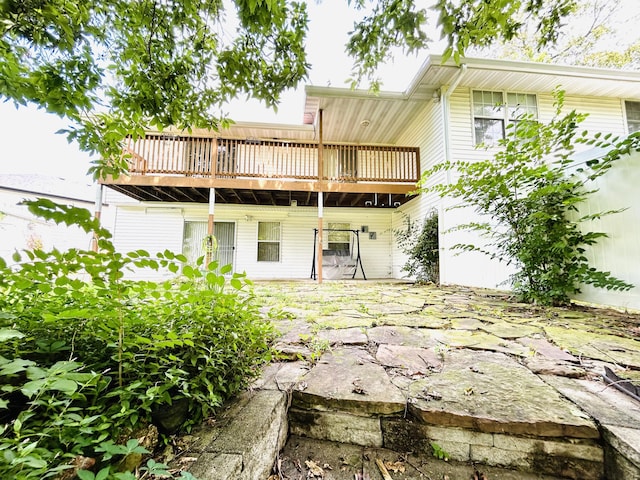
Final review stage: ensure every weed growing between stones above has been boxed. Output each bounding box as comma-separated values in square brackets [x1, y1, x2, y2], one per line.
[430, 442, 450, 461]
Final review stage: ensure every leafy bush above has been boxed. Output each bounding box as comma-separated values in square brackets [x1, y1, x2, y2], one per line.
[421, 89, 636, 305]
[394, 210, 439, 283]
[0, 199, 275, 479]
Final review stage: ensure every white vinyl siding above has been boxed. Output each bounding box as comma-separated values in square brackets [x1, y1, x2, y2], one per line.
[574, 149, 640, 309]
[440, 88, 636, 300]
[257, 221, 281, 262]
[625, 100, 640, 133]
[394, 99, 447, 280]
[111, 207, 184, 280]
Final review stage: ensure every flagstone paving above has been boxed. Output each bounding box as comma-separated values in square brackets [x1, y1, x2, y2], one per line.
[186, 281, 640, 479]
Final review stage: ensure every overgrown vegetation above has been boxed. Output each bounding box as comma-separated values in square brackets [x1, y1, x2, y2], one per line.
[394, 210, 440, 283]
[422, 89, 637, 306]
[0, 200, 275, 479]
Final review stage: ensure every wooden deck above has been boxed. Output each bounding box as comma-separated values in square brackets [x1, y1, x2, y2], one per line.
[103, 134, 421, 207]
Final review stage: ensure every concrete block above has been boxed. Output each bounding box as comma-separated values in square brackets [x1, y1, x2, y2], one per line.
[471, 443, 603, 480]
[542, 439, 603, 462]
[188, 453, 243, 480]
[198, 390, 288, 480]
[289, 408, 383, 447]
[423, 425, 494, 447]
[471, 444, 530, 469]
[602, 424, 640, 468]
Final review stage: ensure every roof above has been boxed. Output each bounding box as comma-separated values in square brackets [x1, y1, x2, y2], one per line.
[0, 174, 96, 203]
[302, 55, 640, 144]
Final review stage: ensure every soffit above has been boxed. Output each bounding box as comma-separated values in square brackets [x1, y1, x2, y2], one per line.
[304, 55, 640, 145]
[453, 61, 640, 99]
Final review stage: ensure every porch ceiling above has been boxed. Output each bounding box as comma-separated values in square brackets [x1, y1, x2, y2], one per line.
[106, 184, 414, 208]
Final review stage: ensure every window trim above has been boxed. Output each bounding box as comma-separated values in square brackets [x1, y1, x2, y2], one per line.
[257, 221, 281, 262]
[472, 90, 538, 146]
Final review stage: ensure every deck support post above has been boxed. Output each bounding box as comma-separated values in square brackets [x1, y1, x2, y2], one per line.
[317, 108, 324, 284]
[317, 193, 323, 284]
[92, 184, 103, 252]
[206, 188, 215, 266]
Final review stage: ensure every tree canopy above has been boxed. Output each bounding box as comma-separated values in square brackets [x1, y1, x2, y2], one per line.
[0, 0, 588, 176]
[470, 0, 640, 68]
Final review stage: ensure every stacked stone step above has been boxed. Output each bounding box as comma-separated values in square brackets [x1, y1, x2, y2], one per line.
[288, 346, 603, 480]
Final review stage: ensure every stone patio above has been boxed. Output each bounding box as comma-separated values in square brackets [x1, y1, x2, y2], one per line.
[186, 281, 640, 479]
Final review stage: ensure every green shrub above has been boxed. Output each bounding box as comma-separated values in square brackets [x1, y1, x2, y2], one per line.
[0, 199, 275, 479]
[394, 210, 439, 283]
[421, 89, 635, 305]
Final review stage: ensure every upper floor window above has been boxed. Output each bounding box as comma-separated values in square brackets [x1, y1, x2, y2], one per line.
[625, 101, 640, 133]
[257, 222, 280, 262]
[472, 90, 537, 145]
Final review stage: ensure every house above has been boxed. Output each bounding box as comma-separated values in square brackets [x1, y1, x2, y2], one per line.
[100, 55, 640, 310]
[0, 174, 99, 262]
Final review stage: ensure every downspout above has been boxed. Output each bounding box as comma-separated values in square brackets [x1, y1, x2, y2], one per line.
[439, 63, 467, 285]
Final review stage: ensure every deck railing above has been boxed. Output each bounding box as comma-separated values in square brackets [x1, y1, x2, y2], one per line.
[123, 134, 420, 183]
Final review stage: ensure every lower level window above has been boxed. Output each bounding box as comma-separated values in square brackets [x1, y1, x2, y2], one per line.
[257, 221, 280, 262]
[328, 222, 351, 254]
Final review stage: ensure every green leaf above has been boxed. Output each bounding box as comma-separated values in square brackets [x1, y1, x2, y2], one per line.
[1, 358, 36, 376]
[21, 379, 47, 398]
[77, 469, 97, 480]
[49, 378, 79, 394]
[0, 329, 24, 342]
[95, 467, 110, 480]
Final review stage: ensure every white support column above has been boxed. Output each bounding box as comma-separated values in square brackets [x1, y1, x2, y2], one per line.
[317, 192, 323, 284]
[92, 184, 104, 252]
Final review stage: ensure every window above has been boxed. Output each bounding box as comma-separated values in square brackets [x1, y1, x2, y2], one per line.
[625, 101, 640, 133]
[473, 91, 537, 145]
[257, 222, 280, 262]
[328, 223, 351, 254]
